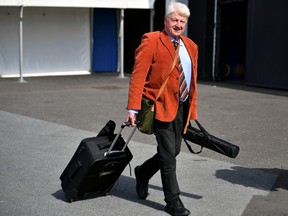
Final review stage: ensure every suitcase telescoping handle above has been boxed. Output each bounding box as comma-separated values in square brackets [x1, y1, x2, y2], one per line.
[104, 122, 137, 157]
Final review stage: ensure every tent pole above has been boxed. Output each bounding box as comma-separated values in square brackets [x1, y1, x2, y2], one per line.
[119, 9, 125, 78]
[18, 6, 26, 83]
[150, 8, 154, 32]
[212, 0, 218, 81]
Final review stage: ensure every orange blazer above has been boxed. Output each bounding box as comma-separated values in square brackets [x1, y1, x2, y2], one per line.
[127, 30, 198, 133]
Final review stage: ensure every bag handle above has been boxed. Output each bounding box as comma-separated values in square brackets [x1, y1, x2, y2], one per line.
[105, 122, 137, 156]
[151, 45, 180, 112]
[195, 120, 210, 138]
[183, 120, 210, 154]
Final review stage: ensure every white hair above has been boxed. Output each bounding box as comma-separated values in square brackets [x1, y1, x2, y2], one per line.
[166, 2, 190, 18]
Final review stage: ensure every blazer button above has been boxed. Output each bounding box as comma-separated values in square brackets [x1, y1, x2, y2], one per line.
[176, 77, 179, 80]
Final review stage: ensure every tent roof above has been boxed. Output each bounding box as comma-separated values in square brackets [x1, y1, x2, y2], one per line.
[0, 0, 155, 9]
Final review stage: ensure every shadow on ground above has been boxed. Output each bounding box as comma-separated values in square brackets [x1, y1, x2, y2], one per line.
[215, 166, 287, 191]
[52, 175, 203, 212]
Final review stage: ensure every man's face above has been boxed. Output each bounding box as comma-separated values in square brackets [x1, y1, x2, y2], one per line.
[164, 12, 187, 39]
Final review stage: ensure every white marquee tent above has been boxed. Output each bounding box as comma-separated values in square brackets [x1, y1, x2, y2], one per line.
[0, 0, 156, 79]
[0, 0, 156, 8]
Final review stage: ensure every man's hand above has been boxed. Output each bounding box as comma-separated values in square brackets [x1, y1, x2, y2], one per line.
[126, 112, 137, 127]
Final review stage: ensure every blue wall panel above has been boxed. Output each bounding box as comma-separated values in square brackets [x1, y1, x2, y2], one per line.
[92, 9, 117, 72]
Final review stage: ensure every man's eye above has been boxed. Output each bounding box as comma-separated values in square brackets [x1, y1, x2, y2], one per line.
[171, 19, 186, 24]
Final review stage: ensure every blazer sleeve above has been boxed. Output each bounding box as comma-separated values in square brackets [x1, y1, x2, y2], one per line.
[126, 32, 158, 110]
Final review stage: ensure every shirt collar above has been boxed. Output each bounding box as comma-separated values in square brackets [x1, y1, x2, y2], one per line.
[165, 30, 180, 43]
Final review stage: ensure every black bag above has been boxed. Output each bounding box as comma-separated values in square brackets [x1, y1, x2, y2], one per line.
[60, 120, 136, 202]
[183, 120, 240, 158]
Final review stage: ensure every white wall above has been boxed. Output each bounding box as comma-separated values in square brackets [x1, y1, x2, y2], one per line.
[0, 7, 91, 77]
[0, 0, 155, 9]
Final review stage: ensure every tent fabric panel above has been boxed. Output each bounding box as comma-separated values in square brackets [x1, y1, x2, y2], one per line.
[0, 7, 91, 76]
[0, 0, 156, 9]
[0, 7, 19, 75]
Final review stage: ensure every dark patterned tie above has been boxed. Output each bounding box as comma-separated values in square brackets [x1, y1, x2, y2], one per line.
[173, 40, 188, 102]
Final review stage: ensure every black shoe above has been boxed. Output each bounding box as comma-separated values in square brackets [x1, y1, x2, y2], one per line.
[164, 198, 190, 216]
[134, 166, 148, 199]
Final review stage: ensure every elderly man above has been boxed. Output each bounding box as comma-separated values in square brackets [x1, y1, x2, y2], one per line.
[126, 2, 198, 216]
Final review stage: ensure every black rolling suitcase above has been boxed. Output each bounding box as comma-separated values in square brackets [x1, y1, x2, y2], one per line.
[60, 120, 136, 202]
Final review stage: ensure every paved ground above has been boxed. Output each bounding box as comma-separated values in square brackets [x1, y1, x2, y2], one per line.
[0, 73, 287, 216]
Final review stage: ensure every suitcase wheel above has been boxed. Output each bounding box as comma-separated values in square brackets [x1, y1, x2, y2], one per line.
[65, 189, 79, 203]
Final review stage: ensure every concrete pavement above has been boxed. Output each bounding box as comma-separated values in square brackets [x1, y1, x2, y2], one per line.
[0, 73, 287, 215]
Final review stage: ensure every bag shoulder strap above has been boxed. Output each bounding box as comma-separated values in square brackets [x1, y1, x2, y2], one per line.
[151, 45, 179, 112]
[156, 45, 179, 101]
[183, 138, 203, 154]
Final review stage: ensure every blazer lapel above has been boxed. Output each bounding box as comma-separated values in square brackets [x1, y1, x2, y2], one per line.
[160, 31, 177, 60]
